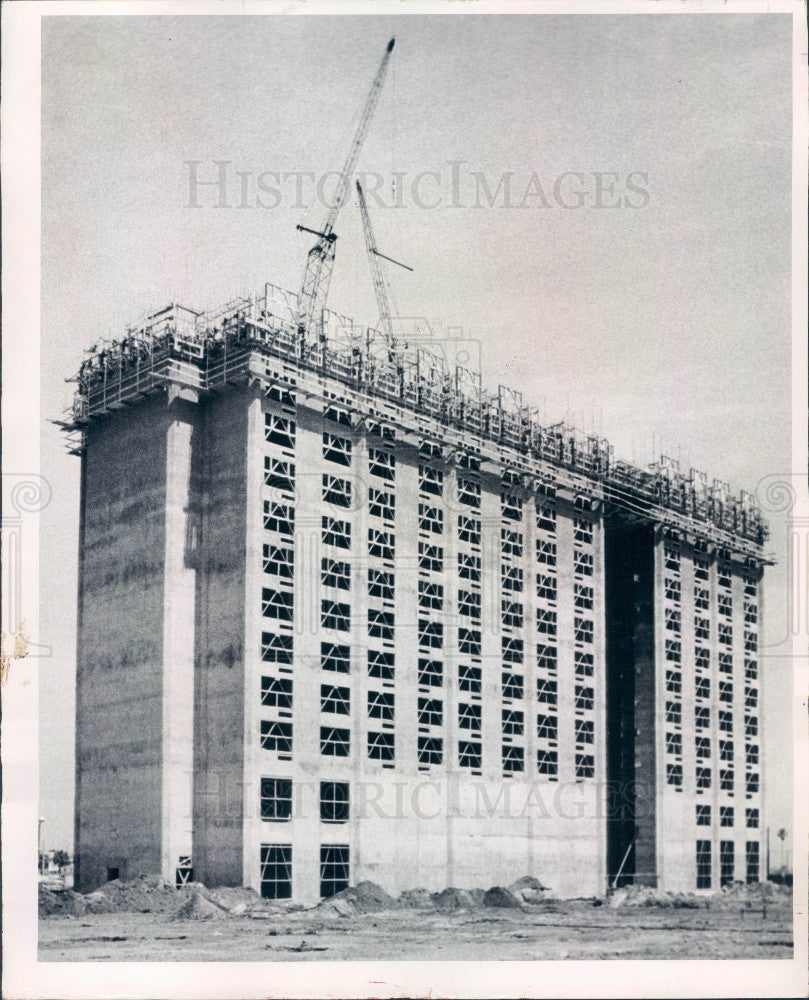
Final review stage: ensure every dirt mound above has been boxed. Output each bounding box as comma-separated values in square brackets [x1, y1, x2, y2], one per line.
[430, 887, 478, 911]
[317, 881, 397, 917]
[39, 886, 88, 917]
[173, 888, 228, 921]
[39, 875, 308, 920]
[40, 875, 196, 918]
[483, 886, 523, 909]
[398, 888, 432, 908]
[88, 875, 187, 914]
[508, 876, 552, 905]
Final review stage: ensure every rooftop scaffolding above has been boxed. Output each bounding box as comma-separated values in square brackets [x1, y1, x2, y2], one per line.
[60, 283, 769, 554]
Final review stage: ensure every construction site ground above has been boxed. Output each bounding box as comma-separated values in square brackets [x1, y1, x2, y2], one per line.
[39, 877, 792, 962]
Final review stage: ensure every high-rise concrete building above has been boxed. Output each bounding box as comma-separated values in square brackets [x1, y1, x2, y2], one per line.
[66, 286, 768, 903]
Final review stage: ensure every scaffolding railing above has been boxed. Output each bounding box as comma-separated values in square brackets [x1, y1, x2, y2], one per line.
[64, 286, 770, 551]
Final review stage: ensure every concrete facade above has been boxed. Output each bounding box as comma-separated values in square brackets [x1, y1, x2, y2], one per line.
[72, 340, 766, 902]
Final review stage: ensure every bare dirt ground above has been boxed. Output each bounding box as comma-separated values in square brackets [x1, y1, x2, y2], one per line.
[39, 878, 793, 962]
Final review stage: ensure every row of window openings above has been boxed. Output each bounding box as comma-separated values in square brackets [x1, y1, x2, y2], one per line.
[666, 579, 739, 623]
[260, 843, 348, 900]
[665, 733, 759, 765]
[696, 840, 760, 889]
[684, 560, 759, 602]
[261, 669, 594, 723]
[266, 634, 590, 685]
[314, 517, 625, 566]
[263, 479, 560, 533]
[668, 764, 760, 794]
[696, 805, 760, 829]
[665, 701, 759, 736]
[258, 722, 593, 776]
[261, 623, 594, 690]
[264, 513, 594, 578]
[667, 643, 745, 677]
[318, 561, 395, 599]
[321, 431, 395, 480]
[416, 475, 587, 522]
[665, 548, 744, 586]
[261, 778, 349, 822]
[418, 627, 586, 670]
[261, 671, 592, 713]
[262, 588, 595, 650]
[419, 580, 593, 620]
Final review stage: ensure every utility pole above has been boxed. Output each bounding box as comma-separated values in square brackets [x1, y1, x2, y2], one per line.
[766, 826, 770, 879]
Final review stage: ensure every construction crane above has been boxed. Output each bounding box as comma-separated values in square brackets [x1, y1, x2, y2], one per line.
[356, 178, 412, 356]
[295, 37, 395, 353]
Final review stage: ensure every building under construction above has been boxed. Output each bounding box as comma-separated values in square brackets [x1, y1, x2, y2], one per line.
[65, 38, 769, 903]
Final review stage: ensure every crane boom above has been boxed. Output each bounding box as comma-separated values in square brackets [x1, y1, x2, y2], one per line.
[356, 179, 411, 352]
[296, 37, 395, 349]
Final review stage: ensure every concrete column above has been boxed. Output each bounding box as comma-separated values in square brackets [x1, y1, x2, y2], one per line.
[291, 405, 330, 906]
[592, 506, 608, 895]
[678, 551, 698, 891]
[479, 471, 502, 781]
[555, 507, 576, 789]
[350, 428, 369, 884]
[161, 386, 200, 885]
[731, 565, 748, 881]
[241, 386, 265, 891]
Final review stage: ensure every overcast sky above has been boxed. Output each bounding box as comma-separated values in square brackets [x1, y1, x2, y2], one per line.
[40, 12, 793, 855]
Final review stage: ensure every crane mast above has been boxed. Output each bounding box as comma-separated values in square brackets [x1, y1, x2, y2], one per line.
[296, 37, 395, 353]
[356, 178, 412, 356]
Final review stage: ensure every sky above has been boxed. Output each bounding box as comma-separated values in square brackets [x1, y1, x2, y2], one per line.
[39, 12, 794, 857]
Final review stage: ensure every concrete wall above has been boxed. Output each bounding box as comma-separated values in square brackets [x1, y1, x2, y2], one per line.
[74, 396, 170, 891]
[192, 387, 251, 886]
[75, 389, 201, 891]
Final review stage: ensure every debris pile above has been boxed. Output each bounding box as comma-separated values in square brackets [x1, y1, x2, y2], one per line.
[202, 885, 287, 915]
[608, 880, 791, 911]
[508, 876, 552, 905]
[607, 886, 703, 909]
[173, 887, 228, 922]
